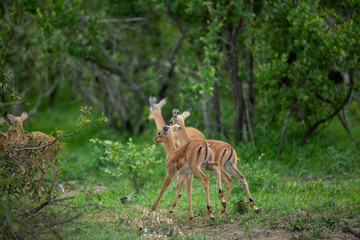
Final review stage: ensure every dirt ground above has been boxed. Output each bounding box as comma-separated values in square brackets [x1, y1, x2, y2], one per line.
[133, 206, 359, 239]
[183, 224, 359, 240]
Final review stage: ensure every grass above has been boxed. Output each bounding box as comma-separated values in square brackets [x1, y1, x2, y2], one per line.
[58, 174, 359, 239]
[21, 99, 360, 239]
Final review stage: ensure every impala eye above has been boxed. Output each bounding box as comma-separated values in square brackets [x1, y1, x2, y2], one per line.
[169, 120, 173, 125]
[158, 131, 161, 135]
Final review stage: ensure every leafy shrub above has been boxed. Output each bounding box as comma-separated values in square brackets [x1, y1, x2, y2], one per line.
[0, 136, 55, 199]
[90, 138, 161, 191]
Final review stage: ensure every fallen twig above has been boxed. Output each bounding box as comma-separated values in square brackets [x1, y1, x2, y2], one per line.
[342, 226, 360, 239]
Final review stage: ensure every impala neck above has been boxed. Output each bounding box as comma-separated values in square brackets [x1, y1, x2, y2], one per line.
[153, 111, 166, 131]
[163, 131, 176, 155]
[177, 119, 190, 145]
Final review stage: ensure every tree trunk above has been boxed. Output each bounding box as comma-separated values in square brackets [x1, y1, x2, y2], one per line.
[245, 48, 255, 110]
[202, 97, 212, 139]
[212, 83, 222, 137]
[227, 25, 245, 143]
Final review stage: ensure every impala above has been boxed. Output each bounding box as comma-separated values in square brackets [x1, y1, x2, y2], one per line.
[169, 108, 260, 214]
[148, 96, 206, 207]
[151, 125, 226, 222]
[0, 112, 58, 193]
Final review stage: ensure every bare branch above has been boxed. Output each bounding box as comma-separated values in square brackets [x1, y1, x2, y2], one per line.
[48, 213, 83, 227]
[86, 51, 148, 105]
[0, 122, 90, 160]
[99, 17, 145, 24]
[20, 197, 75, 216]
[0, 101, 30, 107]
[278, 103, 293, 154]
[301, 70, 354, 145]
[167, 0, 187, 39]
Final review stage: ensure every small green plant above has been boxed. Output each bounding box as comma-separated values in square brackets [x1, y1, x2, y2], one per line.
[90, 138, 161, 191]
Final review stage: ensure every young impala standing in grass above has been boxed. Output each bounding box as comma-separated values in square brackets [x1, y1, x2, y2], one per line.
[151, 125, 226, 222]
[0, 111, 59, 194]
[148, 96, 206, 206]
[169, 108, 260, 214]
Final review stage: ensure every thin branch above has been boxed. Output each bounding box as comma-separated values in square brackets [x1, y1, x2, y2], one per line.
[86, 52, 147, 105]
[21, 197, 75, 216]
[242, 87, 255, 147]
[0, 122, 90, 160]
[300, 70, 354, 145]
[167, 0, 187, 39]
[99, 17, 145, 24]
[52, 203, 94, 208]
[29, 78, 58, 117]
[316, 92, 353, 137]
[34, 215, 62, 240]
[48, 213, 82, 227]
[0, 101, 30, 107]
[278, 103, 293, 154]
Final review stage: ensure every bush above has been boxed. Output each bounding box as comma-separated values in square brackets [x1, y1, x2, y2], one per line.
[0, 136, 56, 199]
[90, 138, 161, 191]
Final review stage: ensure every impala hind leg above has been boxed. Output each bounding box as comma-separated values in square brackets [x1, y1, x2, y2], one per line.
[228, 164, 260, 213]
[185, 173, 194, 221]
[169, 175, 186, 213]
[192, 168, 214, 221]
[212, 164, 226, 212]
[151, 174, 174, 211]
[219, 169, 232, 215]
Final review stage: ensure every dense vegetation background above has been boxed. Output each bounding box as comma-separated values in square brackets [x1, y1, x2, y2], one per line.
[1, 0, 360, 239]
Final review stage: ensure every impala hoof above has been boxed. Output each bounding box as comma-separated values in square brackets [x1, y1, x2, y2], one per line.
[211, 216, 215, 221]
[222, 201, 227, 209]
[255, 208, 262, 214]
[169, 210, 174, 214]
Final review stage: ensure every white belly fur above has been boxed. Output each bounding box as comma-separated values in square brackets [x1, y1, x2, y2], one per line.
[177, 164, 191, 176]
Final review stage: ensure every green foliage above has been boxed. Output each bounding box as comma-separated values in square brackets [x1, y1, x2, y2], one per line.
[254, 0, 359, 134]
[237, 153, 279, 191]
[0, 52, 17, 101]
[90, 138, 161, 190]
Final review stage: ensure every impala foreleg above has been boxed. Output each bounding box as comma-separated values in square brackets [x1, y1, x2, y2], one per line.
[150, 175, 173, 211]
[228, 164, 260, 213]
[169, 175, 186, 213]
[186, 173, 193, 222]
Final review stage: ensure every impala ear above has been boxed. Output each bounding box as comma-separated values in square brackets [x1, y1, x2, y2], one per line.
[0, 112, 7, 124]
[171, 124, 181, 132]
[162, 125, 170, 132]
[172, 107, 180, 117]
[21, 111, 29, 121]
[182, 107, 191, 119]
[158, 98, 167, 109]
